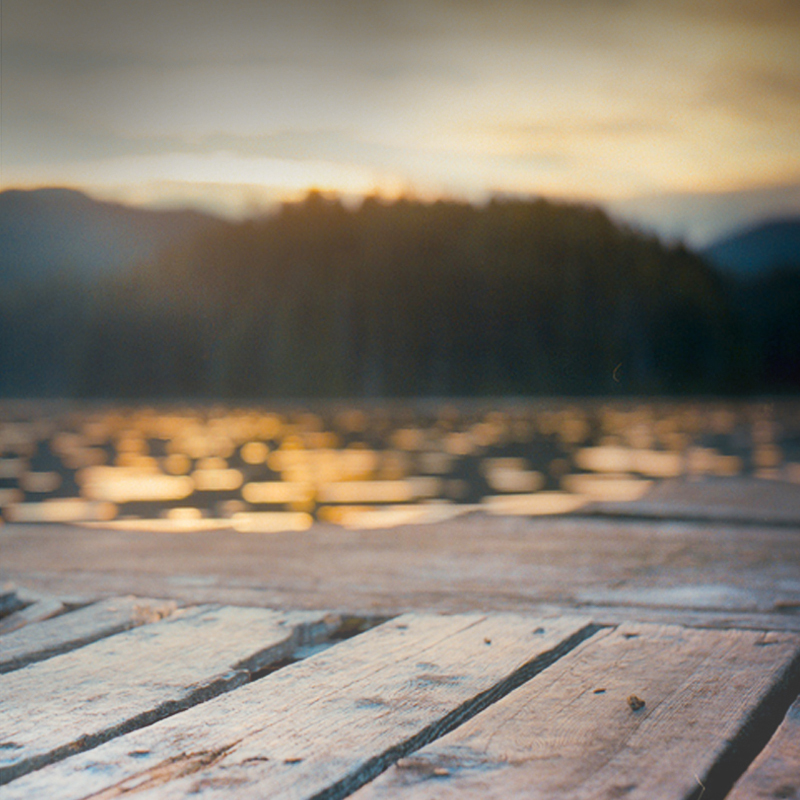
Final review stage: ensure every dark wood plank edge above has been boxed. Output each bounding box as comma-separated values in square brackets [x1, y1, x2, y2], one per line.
[2, 672, 252, 786]
[0, 610, 342, 786]
[0, 598, 176, 674]
[310, 622, 604, 800]
[579, 604, 800, 633]
[575, 506, 800, 529]
[726, 694, 800, 800]
[686, 645, 800, 800]
[0, 589, 24, 618]
[0, 598, 68, 636]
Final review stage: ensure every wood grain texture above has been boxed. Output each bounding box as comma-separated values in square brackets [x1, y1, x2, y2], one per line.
[0, 596, 66, 635]
[353, 623, 800, 800]
[1, 612, 595, 800]
[3, 509, 798, 619]
[0, 596, 177, 673]
[0, 605, 337, 784]
[727, 695, 800, 800]
[589, 477, 800, 526]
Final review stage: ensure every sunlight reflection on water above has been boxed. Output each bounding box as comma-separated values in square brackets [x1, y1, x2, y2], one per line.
[0, 399, 797, 530]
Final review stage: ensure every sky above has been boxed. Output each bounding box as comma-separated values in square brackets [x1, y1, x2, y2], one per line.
[2, 0, 799, 245]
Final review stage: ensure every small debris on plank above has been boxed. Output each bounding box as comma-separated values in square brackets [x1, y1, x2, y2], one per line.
[627, 695, 646, 711]
[396, 758, 454, 778]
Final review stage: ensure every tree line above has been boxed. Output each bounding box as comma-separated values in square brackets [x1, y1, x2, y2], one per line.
[0, 192, 795, 398]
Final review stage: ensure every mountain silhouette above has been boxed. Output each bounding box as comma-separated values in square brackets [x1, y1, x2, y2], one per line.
[0, 187, 222, 282]
[703, 218, 800, 277]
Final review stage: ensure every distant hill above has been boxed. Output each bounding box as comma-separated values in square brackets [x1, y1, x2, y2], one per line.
[0, 187, 223, 282]
[703, 218, 800, 277]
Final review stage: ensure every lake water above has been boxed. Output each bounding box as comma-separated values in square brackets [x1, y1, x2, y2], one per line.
[0, 399, 798, 531]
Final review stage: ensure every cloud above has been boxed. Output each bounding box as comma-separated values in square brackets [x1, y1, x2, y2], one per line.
[2, 0, 798, 213]
[701, 66, 800, 125]
[2, 41, 138, 76]
[488, 118, 675, 142]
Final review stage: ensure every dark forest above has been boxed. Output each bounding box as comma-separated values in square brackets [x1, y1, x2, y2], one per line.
[1, 193, 797, 398]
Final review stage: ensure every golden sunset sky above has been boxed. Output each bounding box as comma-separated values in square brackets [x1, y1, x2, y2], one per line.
[2, 0, 799, 244]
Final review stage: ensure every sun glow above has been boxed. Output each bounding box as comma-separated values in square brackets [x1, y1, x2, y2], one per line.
[5, 152, 409, 216]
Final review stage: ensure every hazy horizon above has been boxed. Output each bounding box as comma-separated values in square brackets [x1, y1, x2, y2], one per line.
[4, 180, 800, 251]
[2, 0, 798, 247]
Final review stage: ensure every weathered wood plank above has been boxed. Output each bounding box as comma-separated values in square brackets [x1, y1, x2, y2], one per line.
[0, 596, 67, 635]
[727, 694, 800, 800]
[0, 605, 338, 784]
[1, 613, 595, 800]
[588, 477, 800, 527]
[0, 596, 177, 673]
[353, 623, 800, 800]
[3, 510, 798, 619]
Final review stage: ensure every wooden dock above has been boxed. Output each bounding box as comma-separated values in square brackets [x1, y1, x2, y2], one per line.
[1, 476, 799, 799]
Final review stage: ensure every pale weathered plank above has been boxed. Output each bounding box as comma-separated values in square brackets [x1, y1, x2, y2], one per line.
[353, 623, 800, 800]
[0, 605, 338, 784]
[1, 613, 595, 800]
[0, 596, 67, 635]
[3, 510, 798, 619]
[727, 694, 800, 800]
[0, 596, 177, 673]
[588, 477, 800, 527]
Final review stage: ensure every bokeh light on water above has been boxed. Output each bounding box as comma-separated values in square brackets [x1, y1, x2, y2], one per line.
[0, 400, 798, 531]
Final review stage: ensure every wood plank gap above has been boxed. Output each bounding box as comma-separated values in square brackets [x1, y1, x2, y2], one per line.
[245, 615, 392, 682]
[352, 624, 800, 800]
[0, 596, 177, 674]
[576, 508, 800, 529]
[693, 651, 800, 800]
[0, 606, 339, 785]
[0, 597, 68, 635]
[578, 604, 800, 634]
[315, 622, 604, 800]
[1, 671, 251, 787]
[725, 694, 800, 800]
[2, 613, 597, 800]
[0, 589, 24, 619]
